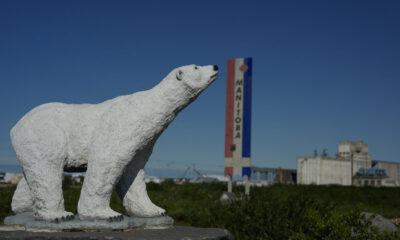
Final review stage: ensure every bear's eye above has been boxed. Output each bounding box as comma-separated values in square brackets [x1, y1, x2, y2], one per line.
[194, 66, 198, 70]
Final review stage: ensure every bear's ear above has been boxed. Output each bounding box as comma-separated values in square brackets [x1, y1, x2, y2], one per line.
[176, 70, 184, 81]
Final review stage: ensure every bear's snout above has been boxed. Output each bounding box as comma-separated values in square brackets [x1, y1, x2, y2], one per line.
[213, 65, 218, 71]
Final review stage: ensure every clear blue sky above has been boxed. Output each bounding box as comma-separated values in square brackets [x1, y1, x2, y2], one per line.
[1, 0, 399, 173]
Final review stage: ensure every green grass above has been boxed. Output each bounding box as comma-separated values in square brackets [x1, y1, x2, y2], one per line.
[0, 185, 15, 224]
[1, 181, 400, 239]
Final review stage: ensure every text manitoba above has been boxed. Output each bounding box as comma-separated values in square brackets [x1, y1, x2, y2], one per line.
[234, 79, 243, 139]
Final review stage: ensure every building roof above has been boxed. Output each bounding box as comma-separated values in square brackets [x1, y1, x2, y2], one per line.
[297, 156, 347, 161]
[372, 160, 400, 165]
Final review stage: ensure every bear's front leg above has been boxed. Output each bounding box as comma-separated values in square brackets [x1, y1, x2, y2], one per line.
[78, 154, 126, 221]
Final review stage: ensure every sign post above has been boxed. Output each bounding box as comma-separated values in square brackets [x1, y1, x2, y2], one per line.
[224, 57, 252, 195]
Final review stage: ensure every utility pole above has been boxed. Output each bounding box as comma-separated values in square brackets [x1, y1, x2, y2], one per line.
[228, 176, 232, 192]
[351, 153, 354, 185]
[244, 175, 250, 196]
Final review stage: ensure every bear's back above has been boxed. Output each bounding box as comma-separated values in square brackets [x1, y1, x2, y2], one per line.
[11, 102, 105, 165]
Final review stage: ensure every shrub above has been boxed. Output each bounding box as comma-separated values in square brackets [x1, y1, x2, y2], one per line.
[1, 182, 399, 239]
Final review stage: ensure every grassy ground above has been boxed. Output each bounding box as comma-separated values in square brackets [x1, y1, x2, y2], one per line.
[1, 181, 400, 239]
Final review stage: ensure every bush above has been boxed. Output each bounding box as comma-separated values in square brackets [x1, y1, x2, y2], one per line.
[0, 185, 15, 224]
[182, 189, 397, 239]
[1, 182, 399, 239]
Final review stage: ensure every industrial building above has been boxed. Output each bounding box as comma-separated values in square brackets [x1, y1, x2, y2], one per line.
[372, 160, 400, 186]
[297, 141, 400, 186]
[0, 172, 23, 184]
[251, 167, 296, 184]
[297, 156, 351, 185]
[352, 167, 390, 187]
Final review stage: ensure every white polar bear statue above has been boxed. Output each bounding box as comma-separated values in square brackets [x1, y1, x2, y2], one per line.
[10, 64, 218, 222]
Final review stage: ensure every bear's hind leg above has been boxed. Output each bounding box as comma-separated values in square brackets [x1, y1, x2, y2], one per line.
[116, 145, 167, 217]
[22, 156, 74, 222]
[120, 169, 166, 217]
[11, 177, 33, 213]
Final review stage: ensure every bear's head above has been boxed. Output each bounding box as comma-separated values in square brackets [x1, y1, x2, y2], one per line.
[169, 64, 218, 99]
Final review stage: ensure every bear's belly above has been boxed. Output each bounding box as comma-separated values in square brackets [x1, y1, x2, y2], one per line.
[62, 114, 97, 172]
[64, 148, 89, 172]
[64, 161, 88, 172]
[63, 128, 93, 172]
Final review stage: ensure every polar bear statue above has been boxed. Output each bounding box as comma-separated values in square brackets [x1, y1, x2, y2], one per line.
[10, 64, 218, 222]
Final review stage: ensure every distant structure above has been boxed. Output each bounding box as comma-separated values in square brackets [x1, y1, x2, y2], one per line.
[274, 168, 297, 184]
[297, 155, 351, 185]
[0, 172, 23, 184]
[251, 167, 275, 182]
[372, 160, 400, 186]
[297, 141, 400, 187]
[337, 141, 371, 176]
[353, 167, 389, 187]
[251, 167, 296, 184]
[224, 57, 252, 194]
[181, 166, 224, 183]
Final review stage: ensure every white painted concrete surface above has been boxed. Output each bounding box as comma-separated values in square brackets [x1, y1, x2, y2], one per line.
[10, 64, 218, 222]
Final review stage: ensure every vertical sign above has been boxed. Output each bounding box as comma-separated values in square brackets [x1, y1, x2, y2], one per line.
[224, 58, 252, 178]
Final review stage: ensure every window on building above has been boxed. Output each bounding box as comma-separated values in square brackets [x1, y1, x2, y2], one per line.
[356, 147, 361, 153]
